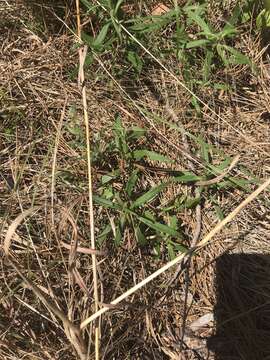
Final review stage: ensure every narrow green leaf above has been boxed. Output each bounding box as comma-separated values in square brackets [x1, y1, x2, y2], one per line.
[207, 157, 231, 173]
[101, 174, 116, 184]
[223, 45, 252, 66]
[203, 50, 214, 82]
[217, 178, 252, 191]
[214, 204, 225, 220]
[119, 213, 126, 228]
[143, 210, 156, 221]
[173, 172, 201, 183]
[81, 31, 94, 47]
[132, 150, 173, 163]
[167, 242, 176, 260]
[216, 44, 229, 66]
[173, 242, 188, 253]
[138, 216, 181, 237]
[168, 215, 178, 230]
[135, 226, 147, 245]
[125, 169, 139, 197]
[224, 5, 241, 30]
[186, 39, 210, 48]
[102, 186, 114, 199]
[154, 242, 161, 258]
[93, 195, 121, 210]
[186, 10, 212, 34]
[191, 95, 201, 113]
[113, 116, 129, 155]
[131, 182, 168, 208]
[127, 51, 143, 72]
[129, 12, 174, 33]
[197, 136, 210, 162]
[114, 0, 124, 15]
[184, 197, 201, 209]
[97, 224, 112, 244]
[111, 16, 122, 38]
[127, 126, 146, 140]
[114, 192, 125, 207]
[113, 116, 125, 135]
[257, 9, 270, 28]
[114, 225, 122, 246]
[92, 23, 111, 48]
[218, 27, 237, 39]
[80, 0, 95, 11]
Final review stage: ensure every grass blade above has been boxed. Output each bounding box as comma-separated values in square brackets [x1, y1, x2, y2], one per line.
[131, 182, 168, 208]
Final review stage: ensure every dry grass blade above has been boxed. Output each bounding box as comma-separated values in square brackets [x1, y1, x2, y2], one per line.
[51, 97, 67, 226]
[72, 267, 91, 297]
[3, 207, 87, 360]
[3, 207, 40, 256]
[61, 241, 106, 255]
[80, 178, 270, 329]
[76, 0, 100, 358]
[9, 258, 87, 360]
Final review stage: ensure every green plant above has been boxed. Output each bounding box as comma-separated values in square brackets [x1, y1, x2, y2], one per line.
[73, 5, 261, 126]
[78, 0, 254, 105]
[93, 117, 187, 256]
[184, 4, 252, 77]
[79, 0, 127, 63]
[72, 1, 260, 259]
[128, 2, 253, 80]
[256, 0, 270, 29]
[91, 116, 253, 259]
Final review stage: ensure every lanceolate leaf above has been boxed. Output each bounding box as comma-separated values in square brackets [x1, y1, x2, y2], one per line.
[132, 150, 173, 163]
[216, 44, 229, 66]
[138, 216, 182, 237]
[223, 4, 241, 30]
[97, 224, 112, 244]
[92, 23, 111, 48]
[173, 173, 201, 183]
[127, 51, 143, 72]
[186, 39, 210, 48]
[222, 45, 252, 66]
[125, 169, 139, 197]
[135, 225, 147, 245]
[131, 182, 168, 208]
[186, 10, 212, 34]
[93, 195, 121, 210]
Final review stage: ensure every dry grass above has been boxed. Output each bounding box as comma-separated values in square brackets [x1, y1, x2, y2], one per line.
[0, 1, 270, 360]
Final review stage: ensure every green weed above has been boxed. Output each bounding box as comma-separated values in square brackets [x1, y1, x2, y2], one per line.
[70, 1, 264, 259]
[79, 0, 254, 83]
[93, 116, 187, 256]
[88, 116, 254, 259]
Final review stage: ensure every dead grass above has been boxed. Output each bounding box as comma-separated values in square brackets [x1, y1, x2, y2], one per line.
[0, 1, 270, 360]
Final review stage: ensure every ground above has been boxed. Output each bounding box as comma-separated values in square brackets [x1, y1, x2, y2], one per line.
[0, 1, 270, 360]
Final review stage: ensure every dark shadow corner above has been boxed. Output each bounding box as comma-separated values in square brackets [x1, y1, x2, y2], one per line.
[207, 253, 270, 360]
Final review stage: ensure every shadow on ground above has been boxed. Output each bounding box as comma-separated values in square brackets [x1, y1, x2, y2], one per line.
[208, 253, 270, 360]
